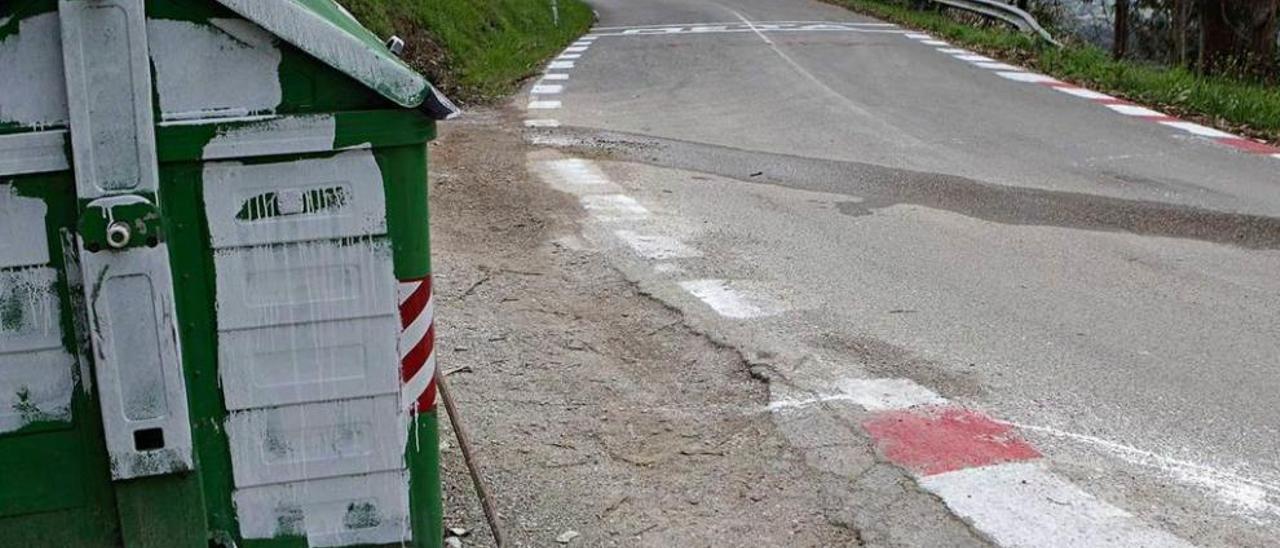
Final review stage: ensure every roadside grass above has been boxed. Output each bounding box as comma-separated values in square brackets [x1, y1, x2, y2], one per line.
[826, 0, 1280, 144]
[339, 0, 594, 102]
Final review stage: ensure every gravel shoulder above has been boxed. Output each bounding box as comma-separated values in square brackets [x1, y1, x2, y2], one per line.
[429, 106, 865, 547]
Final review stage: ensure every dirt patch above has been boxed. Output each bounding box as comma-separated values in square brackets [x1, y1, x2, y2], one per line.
[428, 107, 861, 547]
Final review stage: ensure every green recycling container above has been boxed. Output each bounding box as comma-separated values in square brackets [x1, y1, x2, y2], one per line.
[0, 1, 456, 546]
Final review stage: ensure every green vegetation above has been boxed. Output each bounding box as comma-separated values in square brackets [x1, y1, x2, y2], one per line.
[826, 0, 1280, 143]
[338, 0, 594, 101]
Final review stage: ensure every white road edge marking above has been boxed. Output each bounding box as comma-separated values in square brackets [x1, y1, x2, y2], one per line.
[528, 100, 562, 109]
[937, 47, 970, 54]
[544, 158, 609, 185]
[923, 462, 1196, 548]
[974, 61, 1025, 71]
[921, 39, 949, 46]
[524, 119, 561, 128]
[543, 73, 570, 81]
[769, 378, 946, 412]
[564, 46, 588, 53]
[531, 84, 563, 94]
[954, 54, 995, 62]
[558, 53, 582, 60]
[904, 32, 932, 39]
[1106, 104, 1166, 117]
[581, 194, 650, 220]
[679, 279, 773, 319]
[1052, 86, 1114, 100]
[996, 71, 1060, 84]
[549, 60, 575, 69]
[613, 230, 703, 260]
[1159, 120, 1238, 138]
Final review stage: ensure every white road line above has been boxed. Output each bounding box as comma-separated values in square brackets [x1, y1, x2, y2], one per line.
[558, 53, 582, 60]
[543, 73, 570, 81]
[564, 46, 588, 53]
[1052, 86, 1115, 100]
[921, 39, 949, 46]
[613, 230, 702, 260]
[922, 462, 1195, 548]
[769, 378, 946, 412]
[531, 84, 563, 94]
[528, 100, 562, 109]
[974, 61, 1025, 71]
[996, 71, 1060, 84]
[545, 158, 609, 185]
[1009, 421, 1280, 519]
[581, 194, 650, 219]
[590, 20, 898, 31]
[1105, 104, 1166, 117]
[1159, 120, 1238, 138]
[954, 54, 995, 62]
[937, 47, 970, 54]
[549, 61, 575, 69]
[679, 279, 773, 319]
[904, 32, 932, 40]
[524, 119, 561, 128]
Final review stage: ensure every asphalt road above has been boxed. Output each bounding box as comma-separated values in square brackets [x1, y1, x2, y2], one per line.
[522, 0, 1280, 545]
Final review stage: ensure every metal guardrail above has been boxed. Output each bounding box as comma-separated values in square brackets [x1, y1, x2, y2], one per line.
[929, 0, 1062, 47]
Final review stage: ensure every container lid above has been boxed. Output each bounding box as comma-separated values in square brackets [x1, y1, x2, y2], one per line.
[214, 0, 459, 120]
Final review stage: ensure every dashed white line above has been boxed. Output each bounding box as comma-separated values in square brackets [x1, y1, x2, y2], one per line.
[558, 53, 582, 60]
[679, 279, 774, 319]
[921, 39, 949, 46]
[581, 194, 650, 220]
[904, 32, 932, 39]
[528, 100, 562, 109]
[544, 158, 609, 185]
[1105, 104, 1166, 118]
[1159, 120, 1237, 138]
[922, 462, 1196, 548]
[1051, 86, 1115, 100]
[549, 60, 575, 69]
[542, 73, 570, 81]
[954, 54, 995, 62]
[770, 378, 946, 412]
[974, 61, 1025, 71]
[996, 71, 1060, 84]
[531, 84, 564, 94]
[613, 230, 702, 260]
[524, 119, 561, 128]
[937, 47, 970, 54]
[565, 46, 588, 53]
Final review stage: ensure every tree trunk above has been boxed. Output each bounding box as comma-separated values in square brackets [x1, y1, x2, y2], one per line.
[1113, 0, 1130, 60]
[1174, 0, 1189, 66]
[1199, 0, 1279, 75]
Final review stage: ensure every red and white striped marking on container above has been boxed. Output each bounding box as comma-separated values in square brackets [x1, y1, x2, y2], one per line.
[398, 276, 437, 412]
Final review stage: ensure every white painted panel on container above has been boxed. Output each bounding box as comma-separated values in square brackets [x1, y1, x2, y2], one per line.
[0, 267, 63, 353]
[203, 150, 387, 249]
[0, 186, 50, 268]
[213, 239, 395, 331]
[0, 131, 70, 176]
[224, 395, 404, 487]
[0, 13, 69, 129]
[219, 316, 398, 410]
[198, 115, 337, 161]
[147, 18, 282, 121]
[0, 349, 74, 434]
[234, 470, 410, 547]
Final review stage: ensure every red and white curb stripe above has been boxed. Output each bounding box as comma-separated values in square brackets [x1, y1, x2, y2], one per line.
[398, 276, 437, 413]
[772, 378, 1195, 547]
[901, 33, 1280, 159]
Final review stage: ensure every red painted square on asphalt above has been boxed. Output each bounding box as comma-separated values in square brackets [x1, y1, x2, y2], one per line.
[863, 406, 1041, 476]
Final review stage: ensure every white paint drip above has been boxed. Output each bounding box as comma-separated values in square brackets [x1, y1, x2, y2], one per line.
[0, 266, 74, 434]
[524, 119, 561, 128]
[974, 61, 1025, 71]
[531, 84, 563, 94]
[581, 194, 650, 220]
[549, 61, 575, 70]
[678, 279, 775, 319]
[528, 100, 562, 110]
[1007, 421, 1280, 519]
[769, 377, 947, 412]
[201, 115, 337, 160]
[922, 462, 1196, 548]
[613, 230, 702, 260]
[148, 18, 283, 121]
[1052, 86, 1115, 100]
[1159, 121, 1238, 139]
[542, 73, 570, 81]
[1106, 104, 1167, 117]
[996, 71, 1060, 84]
[0, 186, 52, 268]
[0, 13, 69, 128]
